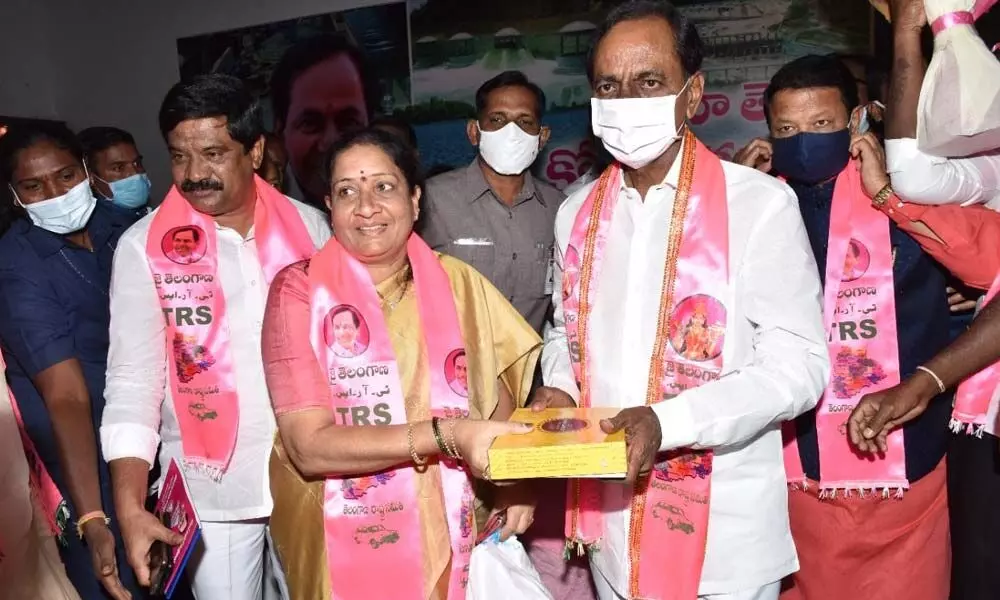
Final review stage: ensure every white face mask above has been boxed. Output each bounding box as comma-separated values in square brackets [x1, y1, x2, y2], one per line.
[591, 80, 692, 169]
[477, 122, 541, 175]
[11, 177, 98, 235]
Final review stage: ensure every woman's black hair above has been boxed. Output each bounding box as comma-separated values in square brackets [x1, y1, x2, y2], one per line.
[0, 122, 84, 234]
[324, 127, 424, 194]
[0, 122, 84, 185]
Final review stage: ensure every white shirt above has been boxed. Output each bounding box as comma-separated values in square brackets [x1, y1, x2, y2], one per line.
[563, 166, 601, 197]
[542, 141, 829, 595]
[886, 137, 1000, 210]
[101, 197, 330, 522]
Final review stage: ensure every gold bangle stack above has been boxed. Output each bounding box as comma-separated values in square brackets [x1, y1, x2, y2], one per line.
[432, 417, 463, 460]
[431, 417, 448, 455]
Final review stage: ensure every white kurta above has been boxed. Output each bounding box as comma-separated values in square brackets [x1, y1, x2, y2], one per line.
[542, 140, 830, 596]
[101, 197, 330, 522]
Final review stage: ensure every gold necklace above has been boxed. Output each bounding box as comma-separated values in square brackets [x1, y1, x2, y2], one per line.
[377, 267, 412, 313]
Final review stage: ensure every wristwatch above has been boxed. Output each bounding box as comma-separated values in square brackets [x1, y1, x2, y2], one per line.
[872, 182, 894, 208]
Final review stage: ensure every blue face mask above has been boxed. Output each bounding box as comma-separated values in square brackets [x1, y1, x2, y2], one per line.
[103, 173, 151, 209]
[770, 129, 851, 185]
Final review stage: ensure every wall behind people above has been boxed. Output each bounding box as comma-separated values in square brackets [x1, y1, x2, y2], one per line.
[0, 0, 882, 202]
[0, 0, 391, 202]
[0, 0, 60, 120]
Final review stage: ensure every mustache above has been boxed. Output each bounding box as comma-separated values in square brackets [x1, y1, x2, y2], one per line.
[180, 179, 224, 193]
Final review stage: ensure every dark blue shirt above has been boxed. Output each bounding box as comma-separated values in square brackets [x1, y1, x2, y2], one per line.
[790, 179, 952, 483]
[0, 202, 129, 474]
[99, 196, 148, 225]
[0, 202, 142, 597]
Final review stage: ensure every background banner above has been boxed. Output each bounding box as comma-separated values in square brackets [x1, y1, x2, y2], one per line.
[177, 0, 871, 192]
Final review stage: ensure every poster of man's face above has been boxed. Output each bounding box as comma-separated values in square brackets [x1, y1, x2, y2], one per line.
[175, 0, 872, 198]
[176, 3, 411, 208]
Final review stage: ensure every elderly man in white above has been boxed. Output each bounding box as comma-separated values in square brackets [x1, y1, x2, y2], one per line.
[536, 2, 829, 599]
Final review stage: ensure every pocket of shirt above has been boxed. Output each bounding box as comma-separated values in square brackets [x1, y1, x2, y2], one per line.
[514, 242, 552, 300]
[448, 239, 496, 275]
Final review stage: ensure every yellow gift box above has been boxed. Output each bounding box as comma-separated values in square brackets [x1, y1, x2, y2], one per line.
[487, 407, 626, 480]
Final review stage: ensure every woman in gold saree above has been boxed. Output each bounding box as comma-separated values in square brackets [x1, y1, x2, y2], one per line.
[261, 128, 542, 599]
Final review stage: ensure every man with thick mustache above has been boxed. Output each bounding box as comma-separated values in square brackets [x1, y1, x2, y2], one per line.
[100, 74, 330, 598]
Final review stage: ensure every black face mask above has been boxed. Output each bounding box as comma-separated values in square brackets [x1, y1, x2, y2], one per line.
[771, 129, 851, 184]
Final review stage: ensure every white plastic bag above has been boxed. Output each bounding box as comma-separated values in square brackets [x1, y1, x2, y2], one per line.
[468, 537, 554, 600]
[916, 0, 1000, 157]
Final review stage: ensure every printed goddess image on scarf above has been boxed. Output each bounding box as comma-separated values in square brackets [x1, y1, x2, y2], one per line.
[445, 349, 469, 397]
[172, 332, 216, 383]
[842, 238, 870, 282]
[161, 225, 207, 265]
[831, 346, 887, 398]
[669, 294, 726, 362]
[324, 305, 370, 358]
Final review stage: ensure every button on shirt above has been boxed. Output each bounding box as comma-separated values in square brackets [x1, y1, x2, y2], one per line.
[542, 143, 829, 595]
[420, 160, 565, 333]
[101, 197, 330, 522]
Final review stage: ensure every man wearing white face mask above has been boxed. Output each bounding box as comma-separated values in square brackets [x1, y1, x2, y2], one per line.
[0, 122, 141, 599]
[419, 70, 590, 599]
[420, 70, 564, 335]
[79, 126, 152, 224]
[541, 2, 828, 599]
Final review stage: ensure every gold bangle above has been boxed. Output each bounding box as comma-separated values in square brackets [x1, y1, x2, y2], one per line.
[407, 423, 428, 472]
[872, 182, 894, 207]
[444, 419, 463, 460]
[916, 365, 946, 394]
[76, 511, 110, 539]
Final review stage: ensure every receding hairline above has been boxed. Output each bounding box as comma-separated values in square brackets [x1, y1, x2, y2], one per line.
[591, 14, 689, 76]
